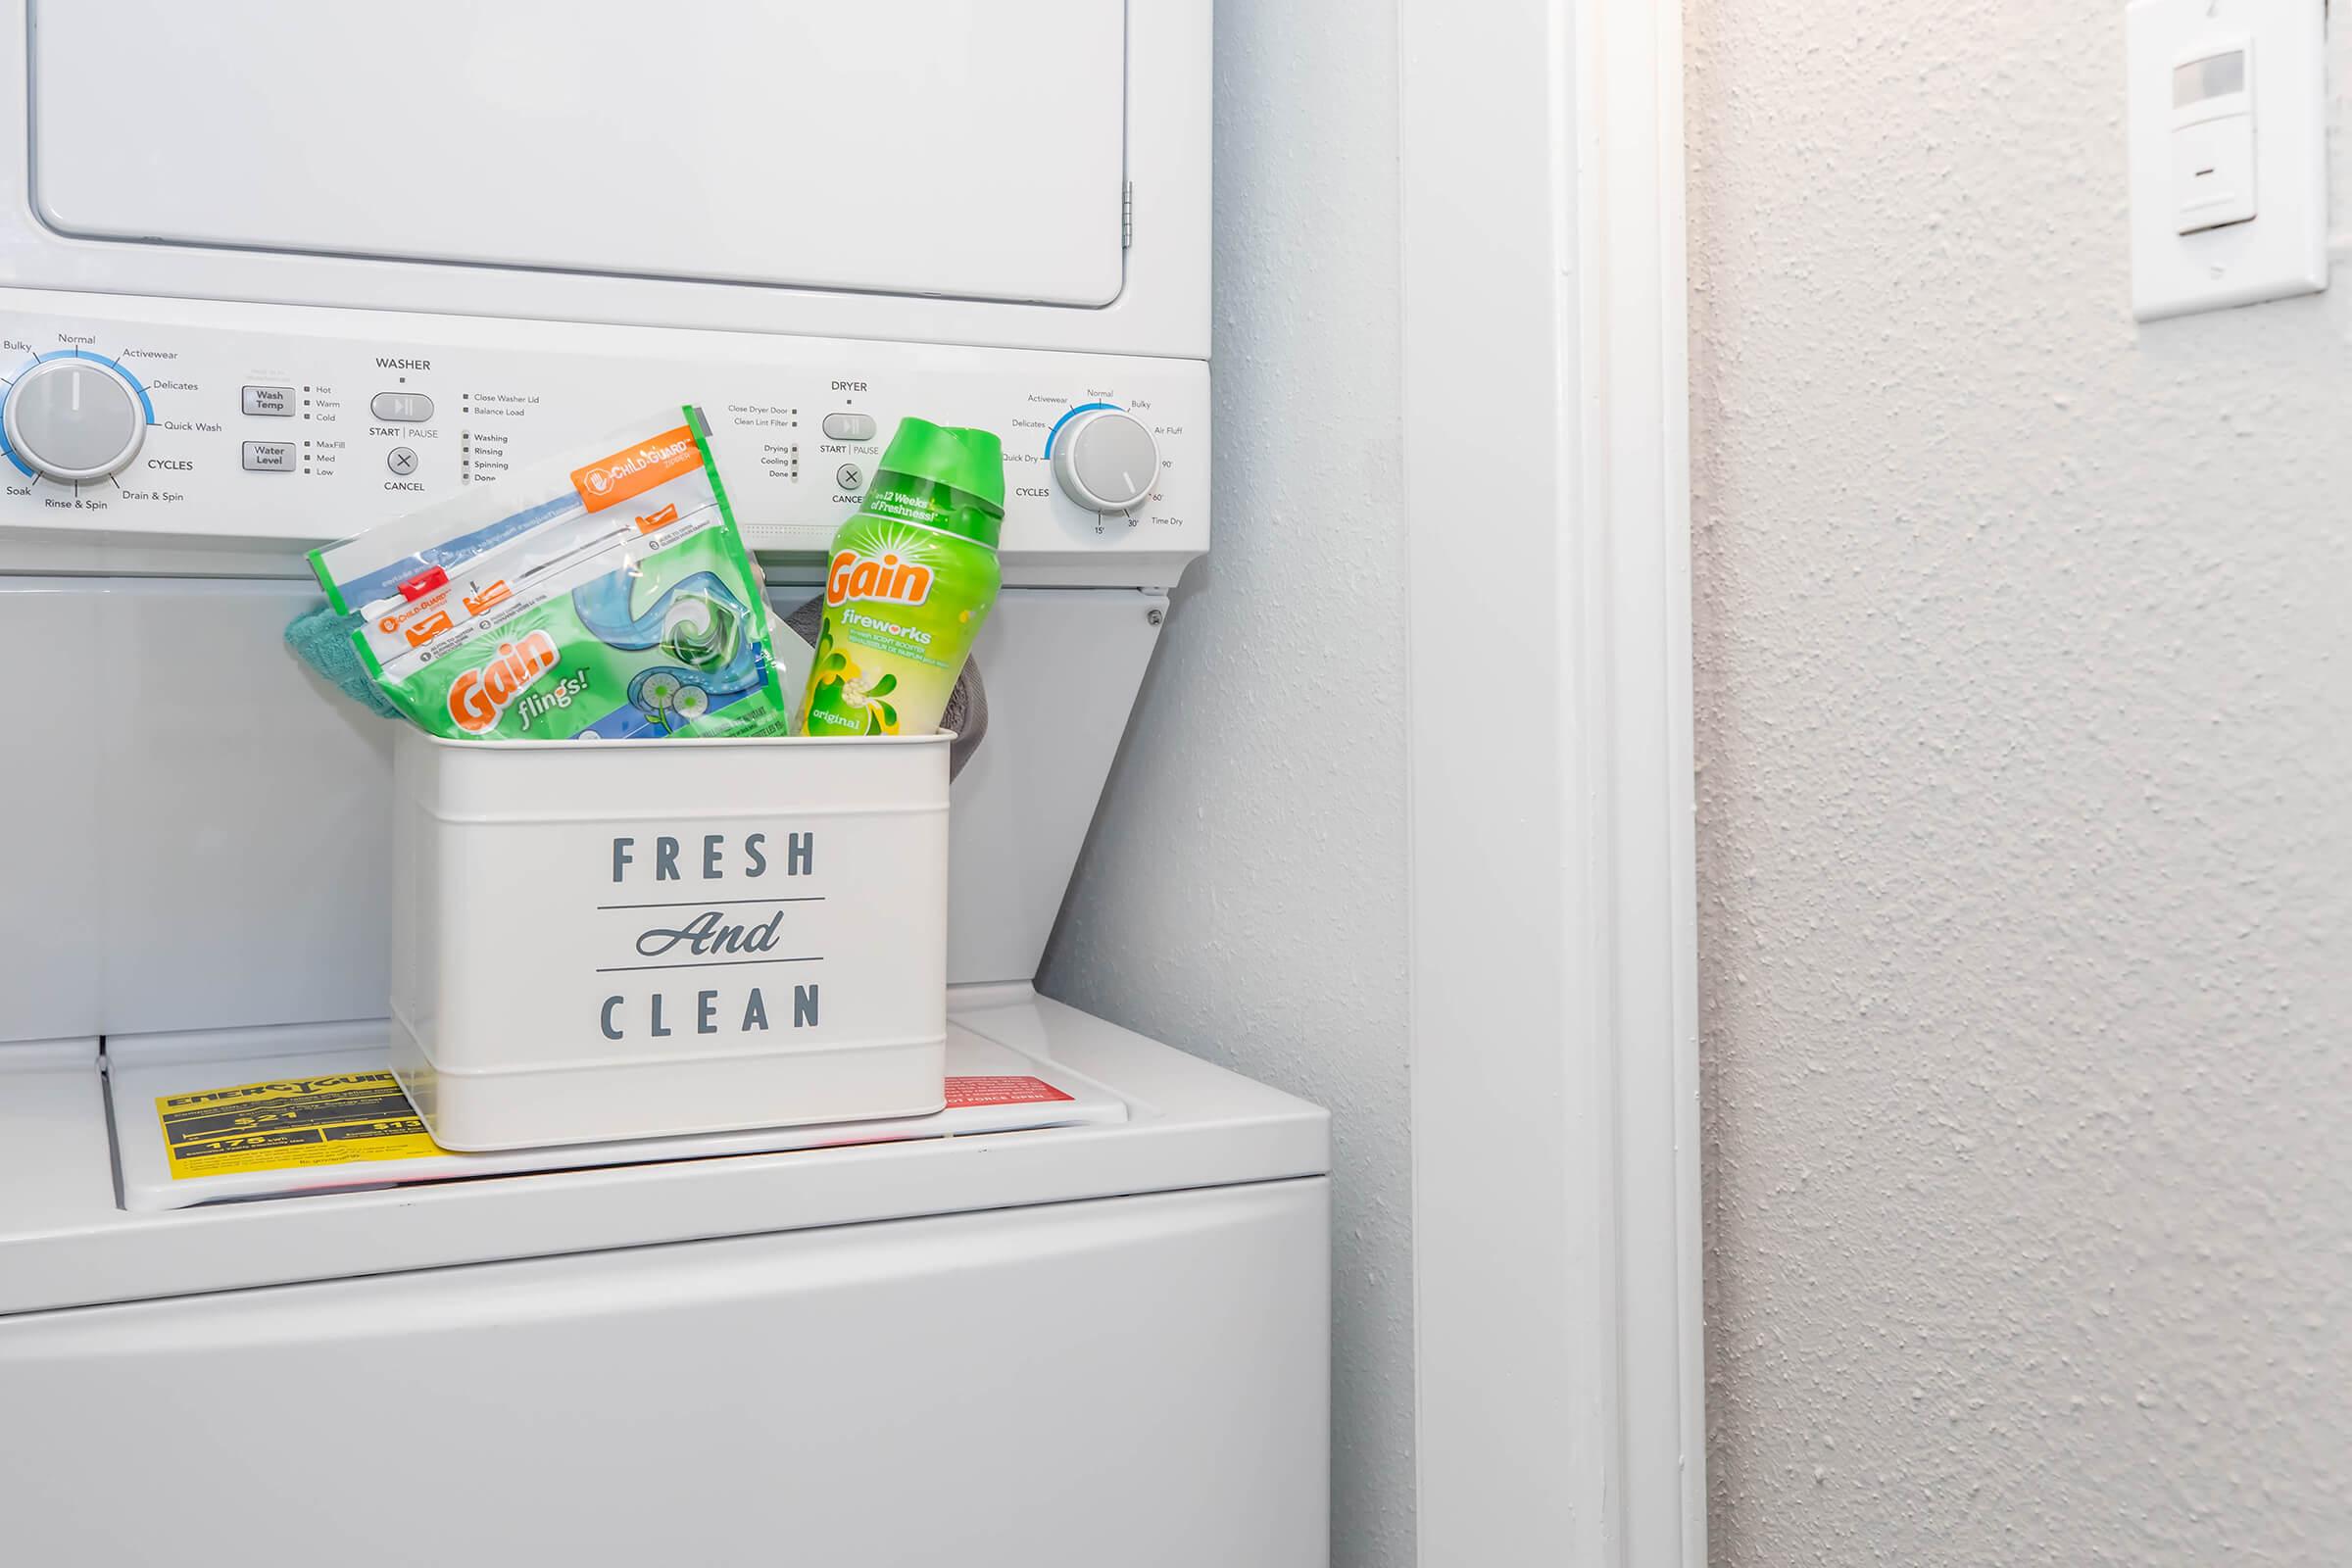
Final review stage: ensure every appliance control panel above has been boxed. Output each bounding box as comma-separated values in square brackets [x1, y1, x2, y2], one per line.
[0, 291, 1208, 585]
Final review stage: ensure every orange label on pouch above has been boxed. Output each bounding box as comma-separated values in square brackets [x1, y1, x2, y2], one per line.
[571, 425, 702, 514]
[402, 609, 455, 647]
[461, 580, 512, 615]
[634, 502, 680, 535]
[375, 579, 498, 651]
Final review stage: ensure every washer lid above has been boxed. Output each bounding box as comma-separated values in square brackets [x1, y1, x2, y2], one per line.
[0, 990, 1328, 1316]
[112, 1027, 1128, 1214]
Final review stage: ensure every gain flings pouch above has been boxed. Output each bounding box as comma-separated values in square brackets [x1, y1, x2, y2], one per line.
[307, 407, 794, 741]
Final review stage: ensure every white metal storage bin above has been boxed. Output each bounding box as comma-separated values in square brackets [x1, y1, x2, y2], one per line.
[389, 728, 951, 1150]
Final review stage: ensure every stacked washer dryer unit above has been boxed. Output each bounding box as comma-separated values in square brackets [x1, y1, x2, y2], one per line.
[0, 6, 1329, 1565]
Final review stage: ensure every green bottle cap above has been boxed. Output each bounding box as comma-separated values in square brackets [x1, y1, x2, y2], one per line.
[874, 416, 1005, 547]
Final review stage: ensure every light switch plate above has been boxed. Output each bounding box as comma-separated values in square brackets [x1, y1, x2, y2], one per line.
[2128, 0, 2327, 321]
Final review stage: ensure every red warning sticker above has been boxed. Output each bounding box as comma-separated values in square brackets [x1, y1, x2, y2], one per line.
[943, 1075, 1075, 1109]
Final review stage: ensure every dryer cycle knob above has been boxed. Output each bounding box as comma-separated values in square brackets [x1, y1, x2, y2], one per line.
[1051, 408, 1159, 513]
[3, 355, 148, 481]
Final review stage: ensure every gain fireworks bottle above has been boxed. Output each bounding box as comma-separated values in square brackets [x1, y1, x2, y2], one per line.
[800, 416, 1004, 738]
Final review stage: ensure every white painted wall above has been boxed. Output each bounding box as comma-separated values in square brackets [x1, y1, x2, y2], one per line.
[1038, 5, 1413, 1566]
[1690, 3, 2352, 1562]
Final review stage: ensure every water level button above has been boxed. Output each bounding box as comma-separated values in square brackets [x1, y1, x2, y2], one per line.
[242, 441, 298, 472]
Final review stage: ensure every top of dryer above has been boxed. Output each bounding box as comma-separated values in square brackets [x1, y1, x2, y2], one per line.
[5, 1, 1209, 359]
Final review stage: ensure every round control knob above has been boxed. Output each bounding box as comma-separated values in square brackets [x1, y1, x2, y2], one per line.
[4, 356, 147, 482]
[1052, 408, 1159, 513]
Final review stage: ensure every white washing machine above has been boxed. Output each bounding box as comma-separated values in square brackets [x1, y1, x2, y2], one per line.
[0, 996, 1329, 1566]
[0, 6, 1332, 1563]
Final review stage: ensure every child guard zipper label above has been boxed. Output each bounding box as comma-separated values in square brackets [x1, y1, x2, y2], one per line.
[570, 424, 703, 513]
[155, 1072, 443, 1179]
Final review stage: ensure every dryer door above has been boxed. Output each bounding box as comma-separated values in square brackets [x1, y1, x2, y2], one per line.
[32, 0, 1124, 307]
[1, 2, 1209, 356]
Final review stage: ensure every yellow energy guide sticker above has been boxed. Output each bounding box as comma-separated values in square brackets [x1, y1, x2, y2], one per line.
[155, 1071, 443, 1179]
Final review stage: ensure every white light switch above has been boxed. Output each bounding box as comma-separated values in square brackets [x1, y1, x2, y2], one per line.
[2128, 0, 2326, 320]
[2171, 41, 2255, 232]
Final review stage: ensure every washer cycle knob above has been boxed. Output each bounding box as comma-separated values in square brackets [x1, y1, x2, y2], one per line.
[3, 355, 148, 481]
[1051, 408, 1159, 513]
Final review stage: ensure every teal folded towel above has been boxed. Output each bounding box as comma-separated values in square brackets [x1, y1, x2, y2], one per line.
[285, 602, 401, 720]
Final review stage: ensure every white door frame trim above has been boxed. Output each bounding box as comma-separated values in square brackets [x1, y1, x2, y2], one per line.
[1399, 0, 1701, 1559]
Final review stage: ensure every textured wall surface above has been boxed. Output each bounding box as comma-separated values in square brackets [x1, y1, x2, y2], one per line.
[1037, 5, 1413, 1565]
[1689, 2, 2352, 1563]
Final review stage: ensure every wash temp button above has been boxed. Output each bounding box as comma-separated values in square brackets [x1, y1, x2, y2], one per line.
[241, 441, 297, 472]
[241, 385, 295, 416]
